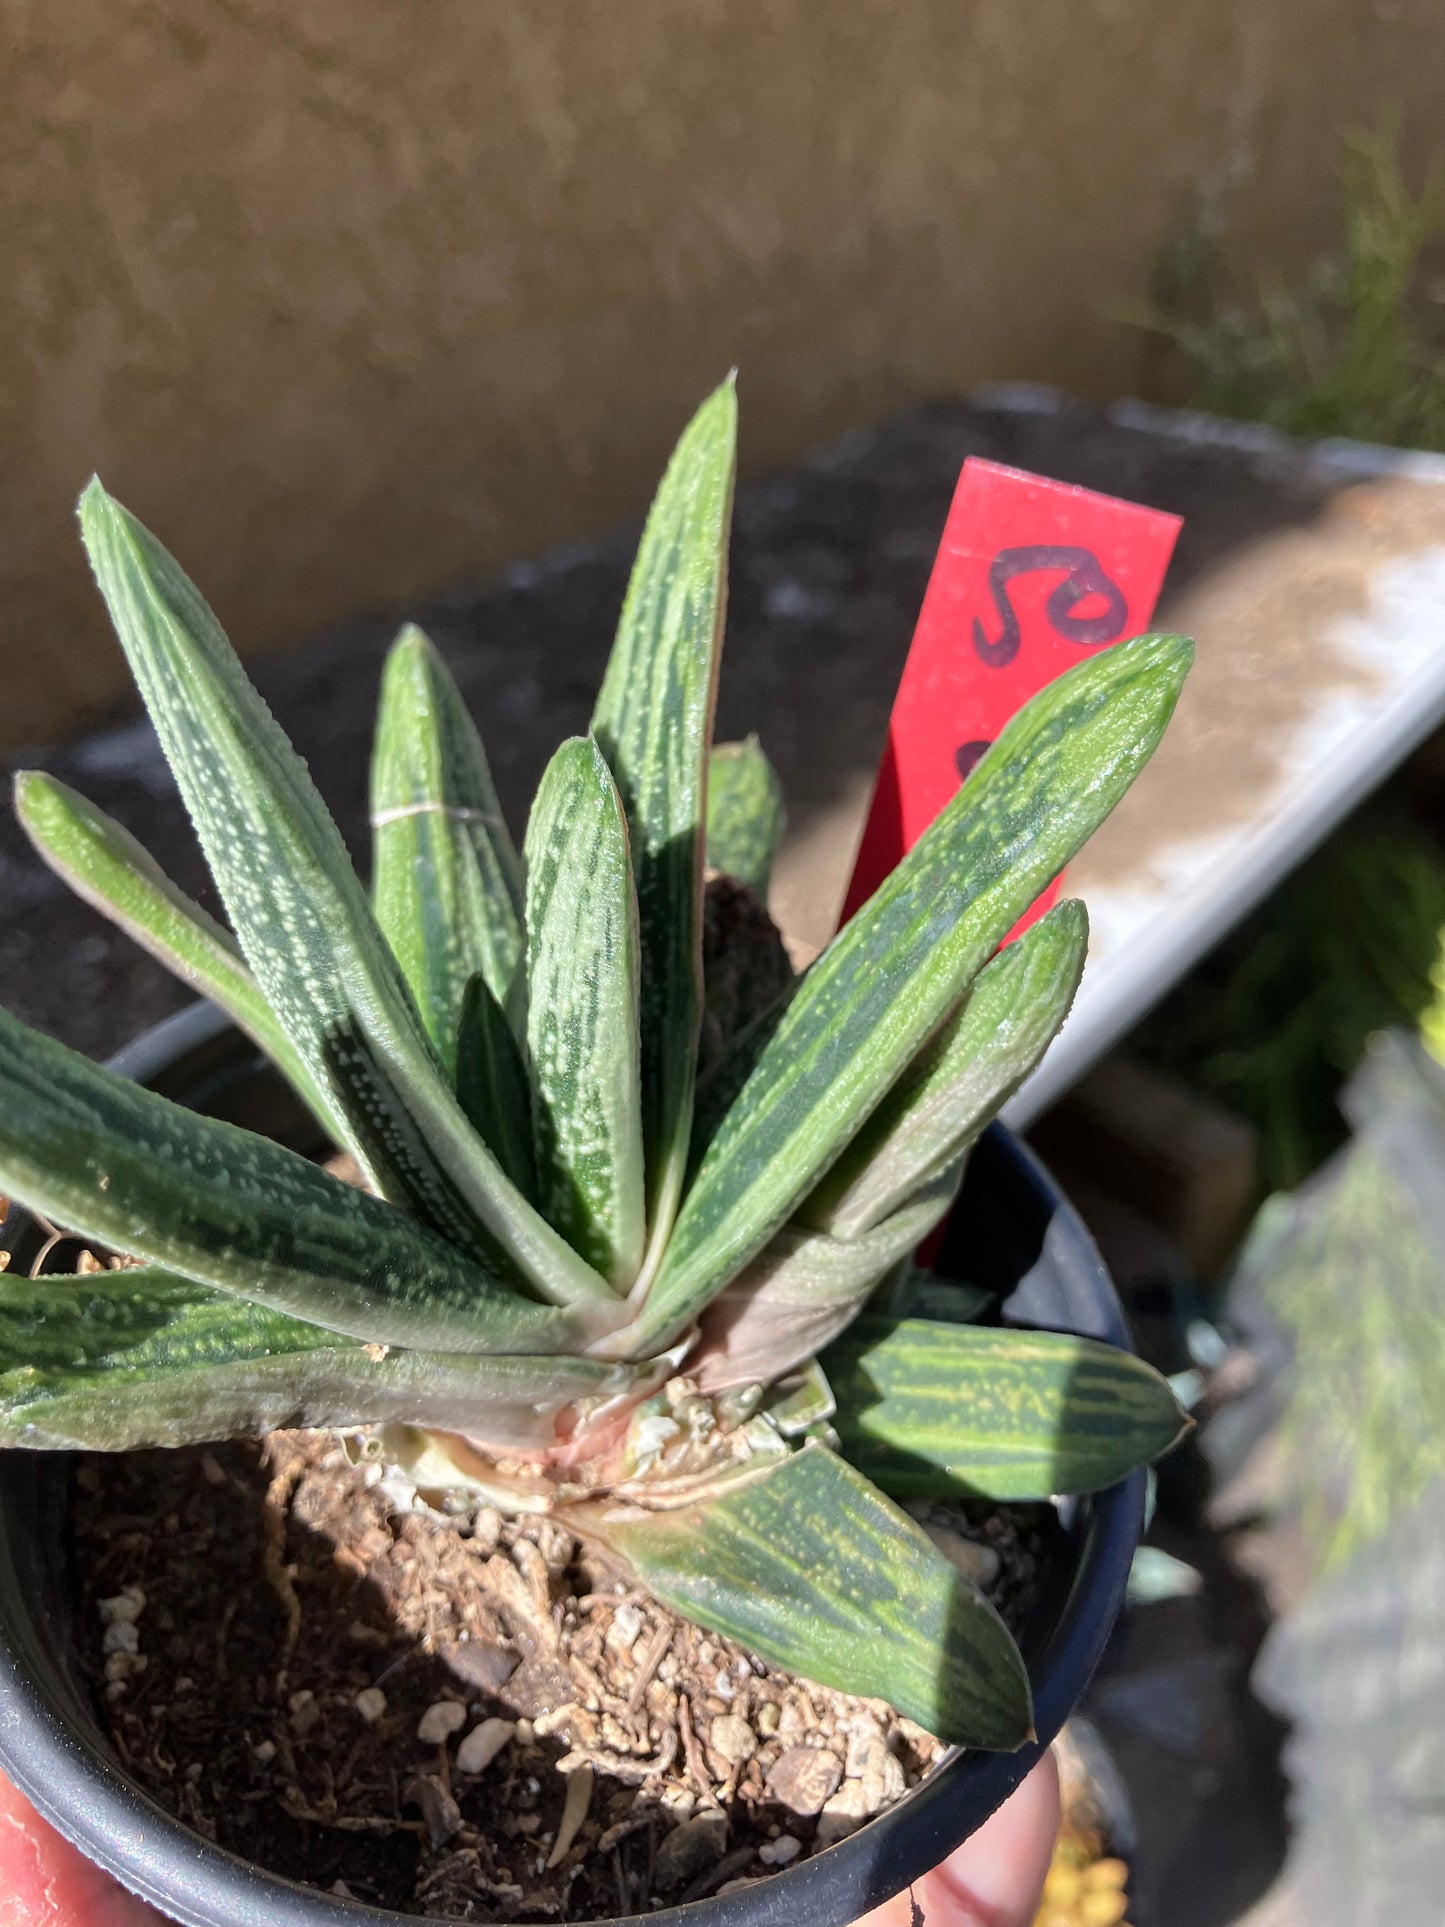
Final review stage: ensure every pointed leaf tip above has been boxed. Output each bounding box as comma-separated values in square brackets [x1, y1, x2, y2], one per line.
[371, 619, 524, 1069]
[647, 627, 1194, 1347]
[823, 1317, 1192, 1501]
[579, 1445, 1032, 1747]
[591, 384, 738, 1262]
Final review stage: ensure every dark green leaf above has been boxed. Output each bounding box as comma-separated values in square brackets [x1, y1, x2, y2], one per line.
[79, 482, 609, 1309]
[0, 1001, 601, 1355]
[370, 626, 524, 1072]
[524, 739, 646, 1288]
[804, 900, 1088, 1236]
[578, 1443, 1032, 1747]
[592, 380, 737, 1262]
[823, 1316, 1192, 1500]
[456, 972, 535, 1199]
[706, 736, 785, 896]
[12, 771, 346, 1151]
[644, 632, 1194, 1348]
[0, 1266, 658, 1452]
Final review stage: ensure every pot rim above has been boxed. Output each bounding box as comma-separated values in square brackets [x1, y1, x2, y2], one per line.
[0, 1000, 1145, 1927]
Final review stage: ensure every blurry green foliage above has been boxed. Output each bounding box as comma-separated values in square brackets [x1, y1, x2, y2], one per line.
[1132, 822, 1445, 1192]
[1238, 1032, 1445, 1576]
[1129, 122, 1445, 450]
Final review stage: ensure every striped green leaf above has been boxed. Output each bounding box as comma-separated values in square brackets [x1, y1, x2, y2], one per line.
[456, 972, 535, 1199]
[370, 626, 525, 1073]
[706, 736, 785, 896]
[524, 739, 646, 1288]
[642, 632, 1193, 1349]
[804, 899, 1088, 1237]
[592, 380, 737, 1264]
[0, 1266, 661, 1453]
[0, 1000, 598, 1356]
[79, 482, 610, 1310]
[689, 1167, 961, 1396]
[12, 771, 349, 1155]
[823, 1317, 1191, 1500]
[579, 1443, 1032, 1747]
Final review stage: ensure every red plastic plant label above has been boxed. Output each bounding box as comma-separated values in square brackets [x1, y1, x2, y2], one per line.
[841, 457, 1181, 929]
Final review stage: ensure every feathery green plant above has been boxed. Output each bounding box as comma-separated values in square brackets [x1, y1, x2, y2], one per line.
[0, 381, 1191, 1745]
[1127, 121, 1445, 450]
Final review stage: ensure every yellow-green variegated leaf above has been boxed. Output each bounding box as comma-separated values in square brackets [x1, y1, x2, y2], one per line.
[525, 739, 646, 1289]
[79, 482, 610, 1311]
[642, 632, 1193, 1350]
[706, 736, 785, 897]
[592, 380, 737, 1263]
[0, 1001, 597, 1356]
[688, 1167, 961, 1395]
[0, 1266, 659, 1453]
[823, 1317, 1191, 1500]
[12, 771, 349, 1154]
[456, 972, 535, 1199]
[578, 1444, 1032, 1748]
[804, 900, 1088, 1237]
[370, 627, 524, 1073]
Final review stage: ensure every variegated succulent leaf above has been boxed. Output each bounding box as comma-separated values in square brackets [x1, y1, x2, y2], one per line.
[803, 897, 1088, 1237]
[705, 735, 785, 897]
[592, 377, 737, 1269]
[0, 999, 604, 1356]
[577, 1442, 1032, 1747]
[371, 625, 525, 1073]
[822, 1316, 1192, 1501]
[79, 482, 611, 1312]
[638, 631, 1193, 1351]
[11, 770, 349, 1155]
[0, 1265, 656, 1454]
[524, 738, 647, 1289]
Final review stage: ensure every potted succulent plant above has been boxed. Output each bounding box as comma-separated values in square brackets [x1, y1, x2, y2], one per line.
[0, 380, 1190, 1926]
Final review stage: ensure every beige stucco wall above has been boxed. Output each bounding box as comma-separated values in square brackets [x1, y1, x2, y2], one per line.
[2, 0, 1438, 748]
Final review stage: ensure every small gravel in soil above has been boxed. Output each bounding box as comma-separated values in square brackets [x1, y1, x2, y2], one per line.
[72, 1432, 1048, 1920]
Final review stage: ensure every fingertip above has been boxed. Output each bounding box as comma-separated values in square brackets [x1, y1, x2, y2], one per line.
[0, 1769, 166, 1926]
[923, 1752, 1062, 1926]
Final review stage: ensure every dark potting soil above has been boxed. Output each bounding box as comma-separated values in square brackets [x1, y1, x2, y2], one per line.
[71, 1431, 1047, 1920]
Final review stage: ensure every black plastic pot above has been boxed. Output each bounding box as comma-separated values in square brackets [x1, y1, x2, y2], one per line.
[0, 1002, 1146, 1927]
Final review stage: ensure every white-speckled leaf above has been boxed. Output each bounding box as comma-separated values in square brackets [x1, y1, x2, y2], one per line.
[592, 380, 736, 1263]
[456, 971, 535, 1200]
[640, 633, 1192, 1351]
[525, 738, 646, 1288]
[706, 736, 785, 897]
[805, 899, 1088, 1237]
[79, 483, 610, 1310]
[12, 770, 349, 1155]
[0, 1266, 659, 1454]
[0, 1000, 592, 1354]
[371, 626, 524, 1073]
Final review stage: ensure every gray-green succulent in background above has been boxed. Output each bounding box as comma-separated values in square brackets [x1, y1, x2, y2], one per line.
[0, 380, 1191, 1746]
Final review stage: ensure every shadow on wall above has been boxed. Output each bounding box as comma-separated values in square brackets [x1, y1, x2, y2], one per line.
[0, 390, 1354, 1069]
[4, 0, 1443, 746]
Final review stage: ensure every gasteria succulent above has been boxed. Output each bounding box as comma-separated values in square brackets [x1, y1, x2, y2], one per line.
[0, 380, 1191, 1748]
